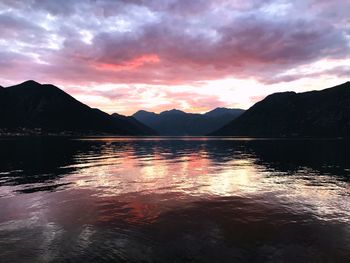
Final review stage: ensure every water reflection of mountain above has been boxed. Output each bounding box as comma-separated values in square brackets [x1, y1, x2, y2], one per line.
[128, 139, 248, 161]
[245, 139, 350, 179]
[0, 138, 103, 187]
[107, 138, 350, 183]
[1, 138, 350, 192]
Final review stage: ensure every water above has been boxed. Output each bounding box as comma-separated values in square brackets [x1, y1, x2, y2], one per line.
[0, 137, 350, 262]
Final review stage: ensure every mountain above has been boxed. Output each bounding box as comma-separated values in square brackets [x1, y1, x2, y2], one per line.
[133, 107, 244, 136]
[0, 80, 156, 135]
[111, 113, 156, 135]
[211, 82, 350, 137]
[204, 107, 244, 117]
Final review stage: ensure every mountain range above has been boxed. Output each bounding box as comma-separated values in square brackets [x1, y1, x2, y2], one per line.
[0, 80, 155, 135]
[133, 108, 244, 136]
[211, 81, 350, 137]
[1, 80, 349, 137]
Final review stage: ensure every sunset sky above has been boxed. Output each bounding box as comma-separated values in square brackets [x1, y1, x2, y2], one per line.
[0, 0, 349, 115]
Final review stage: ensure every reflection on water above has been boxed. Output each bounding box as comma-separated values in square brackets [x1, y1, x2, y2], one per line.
[0, 137, 350, 262]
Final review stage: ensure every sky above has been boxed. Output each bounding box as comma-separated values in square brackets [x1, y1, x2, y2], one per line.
[0, 0, 349, 115]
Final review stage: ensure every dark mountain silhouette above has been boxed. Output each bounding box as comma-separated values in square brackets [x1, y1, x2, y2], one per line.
[204, 107, 243, 117]
[0, 80, 156, 135]
[211, 82, 350, 137]
[133, 108, 244, 136]
[111, 113, 156, 135]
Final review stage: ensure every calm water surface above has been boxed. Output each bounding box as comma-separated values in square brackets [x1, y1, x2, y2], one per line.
[0, 137, 350, 262]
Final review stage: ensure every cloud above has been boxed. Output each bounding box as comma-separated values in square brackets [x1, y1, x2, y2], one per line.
[0, 0, 348, 87]
[63, 83, 226, 114]
[0, 0, 349, 113]
[263, 65, 350, 84]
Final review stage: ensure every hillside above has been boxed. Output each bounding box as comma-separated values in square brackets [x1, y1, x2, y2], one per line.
[211, 82, 350, 137]
[0, 80, 156, 135]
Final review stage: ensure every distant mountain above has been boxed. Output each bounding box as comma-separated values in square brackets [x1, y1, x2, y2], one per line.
[111, 113, 156, 135]
[204, 107, 244, 117]
[0, 80, 156, 135]
[211, 82, 350, 137]
[133, 107, 244, 136]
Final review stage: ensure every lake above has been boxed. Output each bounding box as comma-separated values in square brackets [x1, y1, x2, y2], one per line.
[0, 137, 350, 262]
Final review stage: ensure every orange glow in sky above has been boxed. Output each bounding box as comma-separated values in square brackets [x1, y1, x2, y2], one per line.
[95, 54, 160, 72]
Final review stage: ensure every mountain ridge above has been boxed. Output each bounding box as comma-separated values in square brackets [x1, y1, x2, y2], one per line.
[211, 81, 350, 137]
[0, 80, 156, 135]
[133, 107, 244, 136]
